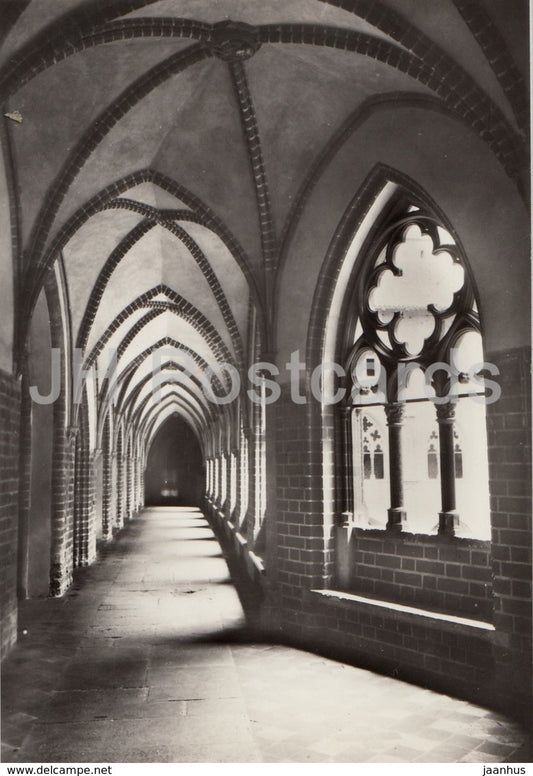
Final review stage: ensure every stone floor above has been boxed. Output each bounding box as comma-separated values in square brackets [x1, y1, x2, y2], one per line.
[2, 507, 531, 763]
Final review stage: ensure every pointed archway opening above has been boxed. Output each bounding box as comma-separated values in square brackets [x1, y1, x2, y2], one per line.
[144, 414, 203, 507]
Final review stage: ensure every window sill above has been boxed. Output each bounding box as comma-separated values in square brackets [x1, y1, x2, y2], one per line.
[336, 519, 491, 546]
[309, 589, 495, 632]
[249, 551, 265, 574]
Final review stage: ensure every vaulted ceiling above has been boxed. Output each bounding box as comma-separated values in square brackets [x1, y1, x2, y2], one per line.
[1, 0, 527, 448]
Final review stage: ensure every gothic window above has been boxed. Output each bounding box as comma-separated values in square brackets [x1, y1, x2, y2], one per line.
[454, 433, 463, 480]
[363, 443, 372, 479]
[427, 430, 439, 479]
[374, 445, 384, 480]
[341, 201, 490, 539]
[362, 414, 385, 480]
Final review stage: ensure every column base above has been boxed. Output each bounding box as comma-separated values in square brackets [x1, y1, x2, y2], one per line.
[386, 508, 406, 532]
[438, 511, 459, 536]
[337, 511, 353, 527]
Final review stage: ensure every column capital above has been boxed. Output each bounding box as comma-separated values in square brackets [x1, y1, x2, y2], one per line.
[337, 510, 353, 527]
[385, 402, 405, 426]
[436, 401, 456, 423]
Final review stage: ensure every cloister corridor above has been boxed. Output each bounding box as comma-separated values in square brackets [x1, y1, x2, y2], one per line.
[2, 508, 530, 764]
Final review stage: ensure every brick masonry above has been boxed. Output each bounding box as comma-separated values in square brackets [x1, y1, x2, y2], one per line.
[73, 400, 97, 567]
[486, 347, 532, 713]
[229, 59, 277, 275]
[47, 277, 75, 598]
[101, 415, 113, 542]
[0, 0, 529, 721]
[254, 347, 532, 720]
[296, 588, 499, 711]
[0, 369, 20, 658]
[274, 390, 332, 596]
[345, 530, 492, 621]
[450, 0, 528, 135]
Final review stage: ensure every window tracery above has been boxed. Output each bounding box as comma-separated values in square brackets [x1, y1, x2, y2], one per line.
[340, 202, 490, 538]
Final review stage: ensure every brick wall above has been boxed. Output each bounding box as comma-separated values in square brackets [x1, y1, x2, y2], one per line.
[47, 275, 75, 597]
[256, 347, 532, 721]
[49, 413, 75, 597]
[93, 449, 104, 541]
[125, 441, 133, 521]
[345, 530, 492, 620]
[0, 369, 20, 658]
[275, 390, 331, 603]
[115, 431, 124, 530]
[486, 347, 532, 715]
[297, 589, 497, 709]
[101, 415, 113, 540]
[73, 420, 97, 568]
[243, 400, 263, 548]
[137, 450, 144, 510]
[17, 372, 32, 600]
[180, 345, 530, 719]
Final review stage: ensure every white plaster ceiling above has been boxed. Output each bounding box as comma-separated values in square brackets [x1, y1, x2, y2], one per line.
[64, 208, 145, 339]
[130, 370, 211, 417]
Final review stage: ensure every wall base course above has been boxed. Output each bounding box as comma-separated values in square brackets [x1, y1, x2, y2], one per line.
[0, 370, 20, 660]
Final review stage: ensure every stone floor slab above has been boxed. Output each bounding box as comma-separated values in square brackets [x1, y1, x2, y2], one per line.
[2, 507, 531, 764]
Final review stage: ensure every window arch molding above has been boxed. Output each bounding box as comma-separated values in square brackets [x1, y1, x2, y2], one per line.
[306, 166, 491, 548]
[303, 167, 402, 569]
